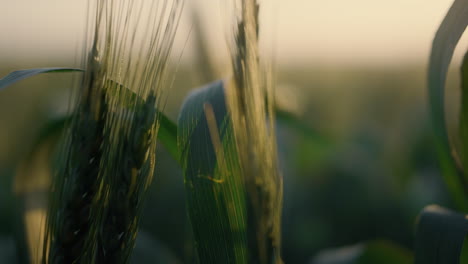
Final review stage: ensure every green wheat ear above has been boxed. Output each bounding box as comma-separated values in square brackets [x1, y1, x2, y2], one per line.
[178, 1, 283, 263]
[228, 0, 283, 263]
[43, 67, 108, 263]
[42, 1, 183, 263]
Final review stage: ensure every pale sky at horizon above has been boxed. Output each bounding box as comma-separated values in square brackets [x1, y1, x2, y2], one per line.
[0, 0, 467, 67]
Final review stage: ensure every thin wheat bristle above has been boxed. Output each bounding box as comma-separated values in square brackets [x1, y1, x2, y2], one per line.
[227, 0, 283, 263]
[43, 0, 183, 263]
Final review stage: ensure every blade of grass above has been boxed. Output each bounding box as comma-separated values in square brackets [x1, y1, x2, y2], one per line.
[414, 205, 468, 264]
[459, 51, 468, 181]
[177, 80, 248, 263]
[428, 0, 468, 211]
[0, 68, 83, 90]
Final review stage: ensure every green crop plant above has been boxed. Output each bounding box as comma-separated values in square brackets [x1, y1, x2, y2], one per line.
[1, 0, 183, 263]
[178, 1, 282, 263]
[0, 0, 288, 263]
[42, 0, 183, 263]
[413, 0, 468, 263]
[6, 0, 464, 263]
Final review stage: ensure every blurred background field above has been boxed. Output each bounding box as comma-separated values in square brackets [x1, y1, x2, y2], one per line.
[0, 0, 467, 263]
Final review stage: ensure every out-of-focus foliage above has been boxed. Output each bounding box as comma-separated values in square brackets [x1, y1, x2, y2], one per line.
[414, 205, 468, 264]
[311, 240, 412, 264]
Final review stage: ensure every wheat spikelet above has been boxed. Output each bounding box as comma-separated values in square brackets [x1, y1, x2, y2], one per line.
[226, 0, 283, 263]
[43, 1, 183, 263]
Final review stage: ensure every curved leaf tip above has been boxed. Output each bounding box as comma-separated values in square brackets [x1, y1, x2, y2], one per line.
[428, 0, 468, 211]
[0, 68, 84, 90]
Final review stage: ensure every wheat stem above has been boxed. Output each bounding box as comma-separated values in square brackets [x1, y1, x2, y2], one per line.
[228, 0, 283, 263]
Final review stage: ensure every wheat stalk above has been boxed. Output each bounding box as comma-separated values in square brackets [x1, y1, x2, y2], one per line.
[43, 1, 183, 263]
[227, 0, 283, 263]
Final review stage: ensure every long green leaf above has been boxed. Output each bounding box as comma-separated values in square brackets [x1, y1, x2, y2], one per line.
[414, 205, 468, 264]
[177, 80, 248, 263]
[312, 240, 412, 264]
[0, 68, 83, 90]
[428, 0, 468, 211]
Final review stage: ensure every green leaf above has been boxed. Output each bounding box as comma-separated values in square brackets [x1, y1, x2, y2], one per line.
[177, 80, 248, 263]
[428, 0, 468, 211]
[0, 68, 83, 90]
[414, 205, 468, 264]
[311, 240, 412, 264]
[459, 51, 468, 184]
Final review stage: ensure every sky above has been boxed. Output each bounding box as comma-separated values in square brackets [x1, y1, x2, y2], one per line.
[0, 0, 467, 67]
